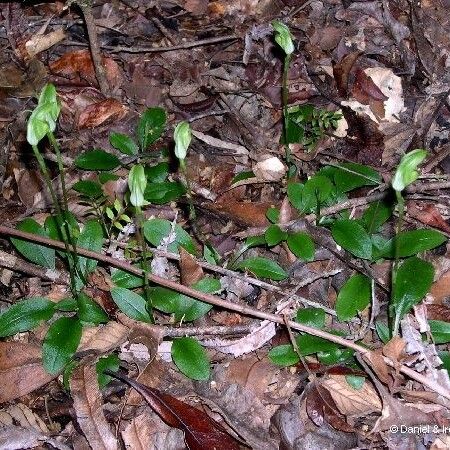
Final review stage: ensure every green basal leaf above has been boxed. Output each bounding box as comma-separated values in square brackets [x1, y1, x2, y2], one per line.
[287, 232, 315, 261]
[111, 268, 144, 289]
[336, 274, 371, 322]
[203, 244, 220, 265]
[78, 292, 108, 325]
[331, 219, 373, 260]
[296, 307, 325, 328]
[137, 107, 167, 150]
[439, 351, 450, 375]
[302, 175, 333, 211]
[11, 219, 56, 269]
[145, 162, 169, 183]
[321, 163, 381, 193]
[265, 224, 287, 247]
[171, 337, 210, 380]
[72, 180, 104, 199]
[268, 344, 299, 367]
[0, 297, 55, 337]
[128, 164, 149, 208]
[296, 334, 340, 355]
[287, 182, 304, 211]
[391, 257, 434, 329]
[109, 132, 139, 156]
[236, 257, 288, 280]
[150, 278, 221, 322]
[76, 220, 103, 279]
[55, 297, 78, 312]
[266, 207, 280, 224]
[144, 181, 185, 205]
[375, 321, 391, 344]
[75, 149, 121, 171]
[272, 20, 294, 55]
[98, 172, 119, 184]
[96, 354, 120, 388]
[110, 287, 152, 323]
[391, 229, 446, 258]
[392, 149, 427, 192]
[318, 347, 354, 365]
[174, 121, 192, 160]
[45, 211, 80, 244]
[143, 218, 197, 255]
[231, 170, 255, 185]
[360, 200, 392, 234]
[42, 317, 82, 375]
[429, 320, 450, 344]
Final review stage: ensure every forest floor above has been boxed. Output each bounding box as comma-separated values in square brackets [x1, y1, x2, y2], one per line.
[1, 0, 450, 449]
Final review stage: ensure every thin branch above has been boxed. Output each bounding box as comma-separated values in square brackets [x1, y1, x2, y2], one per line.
[62, 35, 238, 54]
[0, 225, 449, 400]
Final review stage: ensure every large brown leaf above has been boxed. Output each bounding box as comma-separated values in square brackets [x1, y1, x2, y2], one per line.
[107, 371, 241, 450]
[70, 364, 118, 450]
[0, 342, 56, 403]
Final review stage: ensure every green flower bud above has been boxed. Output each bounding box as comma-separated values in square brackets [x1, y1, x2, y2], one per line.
[272, 20, 294, 56]
[27, 83, 61, 146]
[174, 121, 192, 160]
[392, 149, 427, 192]
[128, 164, 149, 207]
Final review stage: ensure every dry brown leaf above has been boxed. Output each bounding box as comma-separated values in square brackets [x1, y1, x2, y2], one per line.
[406, 202, 450, 234]
[0, 424, 70, 450]
[202, 320, 275, 356]
[382, 336, 406, 365]
[0, 342, 56, 403]
[0, 403, 49, 433]
[211, 200, 273, 227]
[109, 371, 241, 450]
[121, 409, 185, 450]
[321, 375, 382, 416]
[430, 270, 450, 304]
[25, 29, 65, 58]
[50, 49, 121, 90]
[179, 247, 203, 286]
[77, 98, 128, 129]
[70, 364, 118, 450]
[78, 321, 129, 354]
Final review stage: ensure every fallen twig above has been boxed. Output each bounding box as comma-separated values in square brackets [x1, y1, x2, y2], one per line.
[0, 224, 449, 400]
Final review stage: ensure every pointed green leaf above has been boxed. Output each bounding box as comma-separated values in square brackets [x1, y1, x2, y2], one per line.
[392, 257, 434, 328]
[110, 287, 152, 322]
[296, 307, 325, 328]
[78, 293, 108, 325]
[11, 219, 55, 269]
[96, 354, 120, 387]
[429, 320, 450, 344]
[287, 232, 315, 261]
[0, 297, 55, 337]
[137, 107, 166, 150]
[77, 220, 103, 277]
[109, 132, 139, 155]
[171, 337, 210, 380]
[75, 149, 121, 171]
[72, 180, 103, 199]
[332, 219, 372, 260]
[265, 224, 287, 247]
[336, 274, 371, 322]
[143, 218, 196, 255]
[236, 257, 287, 280]
[42, 317, 82, 374]
[268, 344, 299, 366]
